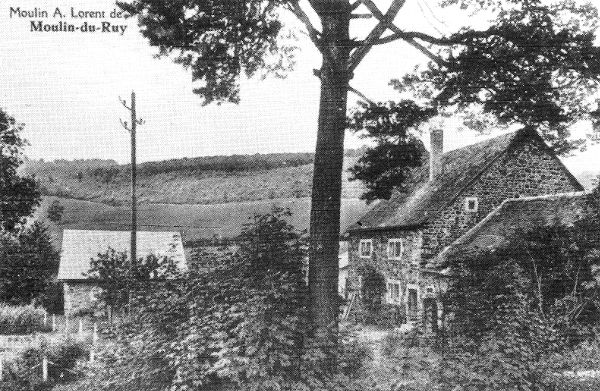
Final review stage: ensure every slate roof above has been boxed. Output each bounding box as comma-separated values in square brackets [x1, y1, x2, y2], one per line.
[430, 191, 590, 269]
[58, 229, 186, 280]
[347, 128, 583, 232]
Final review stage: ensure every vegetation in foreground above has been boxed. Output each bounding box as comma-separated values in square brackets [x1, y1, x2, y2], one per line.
[0, 336, 89, 391]
[0, 304, 50, 335]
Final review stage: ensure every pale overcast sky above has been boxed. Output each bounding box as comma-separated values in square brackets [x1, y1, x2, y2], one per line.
[1, 0, 599, 173]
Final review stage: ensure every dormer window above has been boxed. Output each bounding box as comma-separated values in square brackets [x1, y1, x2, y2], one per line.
[387, 238, 404, 260]
[465, 197, 479, 213]
[359, 239, 373, 258]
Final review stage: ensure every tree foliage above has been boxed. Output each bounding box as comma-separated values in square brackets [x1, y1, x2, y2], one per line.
[351, 0, 600, 200]
[0, 109, 40, 232]
[116, 0, 294, 105]
[0, 222, 59, 305]
[46, 200, 64, 223]
[347, 101, 433, 202]
[86, 248, 178, 318]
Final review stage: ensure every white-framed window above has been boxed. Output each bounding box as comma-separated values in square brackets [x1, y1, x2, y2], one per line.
[386, 279, 402, 304]
[464, 197, 479, 213]
[359, 239, 373, 258]
[387, 238, 404, 260]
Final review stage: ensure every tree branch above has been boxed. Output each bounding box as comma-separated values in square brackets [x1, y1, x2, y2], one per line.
[313, 68, 374, 105]
[287, 2, 322, 51]
[348, 85, 375, 105]
[348, 0, 407, 72]
[405, 38, 448, 66]
[350, 0, 363, 11]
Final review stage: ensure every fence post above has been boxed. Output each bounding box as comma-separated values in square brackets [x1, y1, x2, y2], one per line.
[42, 357, 48, 381]
[89, 349, 95, 363]
[93, 322, 98, 345]
[65, 315, 69, 334]
[43, 311, 47, 327]
[78, 319, 83, 336]
[52, 314, 56, 332]
[0, 355, 3, 381]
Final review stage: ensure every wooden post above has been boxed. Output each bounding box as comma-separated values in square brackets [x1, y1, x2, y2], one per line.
[119, 92, 142, 319]
[78, 319, 83, 336]
[93, 322, 98, 345]
[89, 349, 95, 363]
[130, 91, 137, 269]
[0, 356, 3, 381]
[65, 315, 69, 334]
[42, 357, 48, 381]
[52, 314, 56, 332]
[43, 312, 47, 327]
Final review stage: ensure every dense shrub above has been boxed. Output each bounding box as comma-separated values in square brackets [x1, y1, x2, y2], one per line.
[0, 222, 60, 306]
[0, 336, 88, 391]
[372, 330, 441, 391]
[439, 206, 600, 390]
[0, 304, 49, 334]
[75, 209, 372, 391]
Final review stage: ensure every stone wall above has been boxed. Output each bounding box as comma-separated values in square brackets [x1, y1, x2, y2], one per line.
[420, 137, 581, 258]
[347, 231, 424, 318]
[63, 282, 101, 315]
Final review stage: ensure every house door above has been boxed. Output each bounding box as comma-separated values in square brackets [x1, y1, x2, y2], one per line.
[423, 298, 438, 333]
[407, 288, 418, 321]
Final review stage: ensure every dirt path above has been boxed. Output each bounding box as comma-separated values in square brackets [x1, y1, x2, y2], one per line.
[356, 327, 389, 365]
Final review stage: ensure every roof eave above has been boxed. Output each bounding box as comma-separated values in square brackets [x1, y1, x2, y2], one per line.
[346, 222, 426, 234]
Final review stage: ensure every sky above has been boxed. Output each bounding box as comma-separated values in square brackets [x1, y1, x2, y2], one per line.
[1, 0, 600, 174]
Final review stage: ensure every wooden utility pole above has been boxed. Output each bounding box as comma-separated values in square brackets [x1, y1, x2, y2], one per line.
[119, 91, 144, 266]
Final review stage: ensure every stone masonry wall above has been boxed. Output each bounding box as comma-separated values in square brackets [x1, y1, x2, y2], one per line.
[420, 138, 581, 259]
[347, 231, 424, 314]
[63, 282, 100, 315]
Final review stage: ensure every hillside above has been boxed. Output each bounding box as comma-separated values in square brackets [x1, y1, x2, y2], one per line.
[34, 196, 371, 248]
[21, 151, 367, 205]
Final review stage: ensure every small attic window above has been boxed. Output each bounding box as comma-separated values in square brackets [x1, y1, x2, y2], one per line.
[465, 197, 479, 213]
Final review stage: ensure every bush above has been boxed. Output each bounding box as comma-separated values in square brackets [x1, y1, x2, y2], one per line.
[0, 336, 88, 391]
[0, 304, 50, 334]
[372, 330, 441, 391]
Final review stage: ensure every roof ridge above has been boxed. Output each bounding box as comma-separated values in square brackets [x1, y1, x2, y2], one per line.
[63, 229, 181, 234]
[501, 190, 589, 203]
[441, 130, 517, 157]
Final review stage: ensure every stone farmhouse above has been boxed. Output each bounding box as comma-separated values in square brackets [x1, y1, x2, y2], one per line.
[343, 127, 586, 329]
[57, 229, 186, 315]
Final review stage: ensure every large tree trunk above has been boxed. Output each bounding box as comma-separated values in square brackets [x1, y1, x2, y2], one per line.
[308, 2, 351, 361]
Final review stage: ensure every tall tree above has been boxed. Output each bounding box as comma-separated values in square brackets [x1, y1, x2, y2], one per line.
[117, 0, 600, 357]
[0, 222, 59, 304]
[0, 109, 40, 232]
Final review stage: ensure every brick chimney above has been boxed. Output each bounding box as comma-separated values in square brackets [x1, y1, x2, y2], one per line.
[429, 128, 444, 181]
